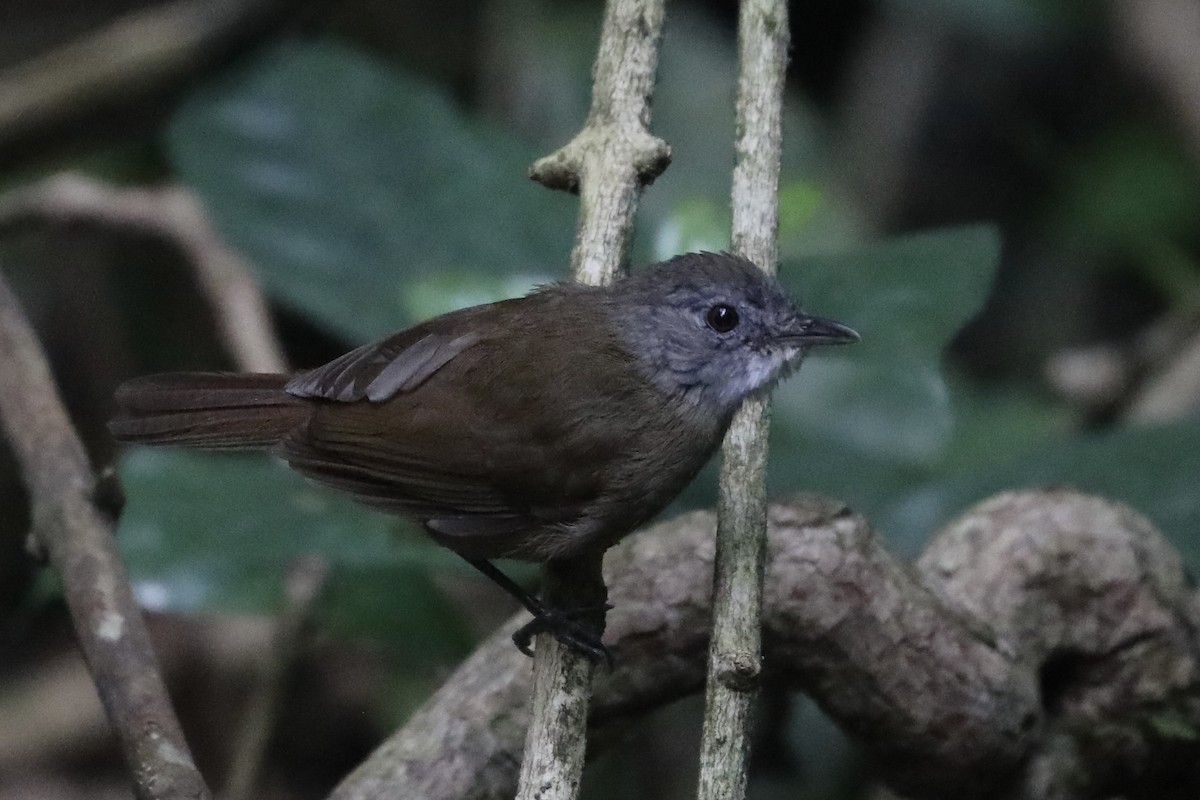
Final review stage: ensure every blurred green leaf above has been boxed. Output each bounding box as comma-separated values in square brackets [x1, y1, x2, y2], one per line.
[652, 196, 730, 260]
[1051, 125, 1200, 300]
[167, 39, 575, 341]
[777, 180, 824, 242]
[1054, 126, 1200, 253]
[118, 449, 475, 658]
[878, 419, 1200, 562]
[763, 225, 1200, 563]
[936, 377, 1070, 474]
[767, 225, 1002, 503]
[789, 224, 1000, 359]
[316, 563, 476, 660]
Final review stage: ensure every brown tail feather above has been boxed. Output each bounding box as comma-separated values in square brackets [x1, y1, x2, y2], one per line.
[110, 373, 308, 450]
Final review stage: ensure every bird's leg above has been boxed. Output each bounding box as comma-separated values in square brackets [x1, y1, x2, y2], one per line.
[466, 558, 612, 665]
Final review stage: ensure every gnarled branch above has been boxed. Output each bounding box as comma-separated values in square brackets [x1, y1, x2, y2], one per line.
[328, 489, 1200, 800]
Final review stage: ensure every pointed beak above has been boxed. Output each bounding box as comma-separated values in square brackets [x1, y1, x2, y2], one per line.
[776, 314, 860, 347]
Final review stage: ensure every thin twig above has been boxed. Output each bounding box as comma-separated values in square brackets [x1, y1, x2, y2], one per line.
[326, 490, 1200, 800]
[516, 1, 669, 799]
[0, 174, 287, 373]
[0, 0, 292, 150]
[0, 267, 212, 800]
[222, 555, 330, 800]
[697, 1, 790, 798]
[528, 0, 670, 282]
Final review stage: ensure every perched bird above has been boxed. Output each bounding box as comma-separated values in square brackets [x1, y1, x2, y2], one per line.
[111, 252, 858, 659]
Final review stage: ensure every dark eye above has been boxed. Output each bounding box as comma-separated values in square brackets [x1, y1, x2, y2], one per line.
[705, 304, 739, 333]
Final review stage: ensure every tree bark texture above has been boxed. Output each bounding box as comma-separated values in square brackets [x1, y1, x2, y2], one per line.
[698, 0, 791, 796]
[0, 271, 212, 800]
[328, 489, 1200, 800]
[518, 0, 669, 798]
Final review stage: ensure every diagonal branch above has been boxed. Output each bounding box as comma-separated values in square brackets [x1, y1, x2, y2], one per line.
[0, 173, 287, 373]
[0, 0, 297, 155]
[0, 268, 212, 800]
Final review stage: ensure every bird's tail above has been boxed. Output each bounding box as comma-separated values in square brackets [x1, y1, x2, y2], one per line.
[109, 373, 307, 450]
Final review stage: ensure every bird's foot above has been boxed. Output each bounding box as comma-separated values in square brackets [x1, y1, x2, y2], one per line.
[512, 603, 614, 666]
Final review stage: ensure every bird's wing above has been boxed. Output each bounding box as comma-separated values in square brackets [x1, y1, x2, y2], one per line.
[285, 329, 480, 402]
[278, 376, 614, 545]
[277, 296, 631, 551]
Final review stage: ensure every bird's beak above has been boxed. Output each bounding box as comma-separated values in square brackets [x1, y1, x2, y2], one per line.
[776, 314, 861, 347]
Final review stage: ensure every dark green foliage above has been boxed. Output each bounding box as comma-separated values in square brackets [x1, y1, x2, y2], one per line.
[124, 39, 1200, 660]
[167, 40, 576, 340]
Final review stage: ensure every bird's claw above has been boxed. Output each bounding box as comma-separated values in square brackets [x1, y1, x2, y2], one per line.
[512, 603, 614, 667]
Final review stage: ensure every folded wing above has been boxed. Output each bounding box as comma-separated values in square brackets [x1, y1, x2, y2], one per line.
[277, 295, 628, 557]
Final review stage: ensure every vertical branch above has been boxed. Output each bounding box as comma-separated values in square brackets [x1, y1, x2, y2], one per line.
[520, 0, 670, 798]
[528, 0, 671, 283]
[697, 1, 790, 799]
[0, 268, 212, 800]
[515, 554, 606, 800]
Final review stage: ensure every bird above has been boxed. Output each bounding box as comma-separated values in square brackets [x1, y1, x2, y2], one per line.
[110, 252, 858, 660]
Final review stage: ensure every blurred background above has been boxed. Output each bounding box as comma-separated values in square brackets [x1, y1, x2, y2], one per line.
[1, 0, 1198, 798]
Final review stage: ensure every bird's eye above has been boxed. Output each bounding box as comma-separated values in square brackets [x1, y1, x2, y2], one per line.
[705, 304, 739, 333]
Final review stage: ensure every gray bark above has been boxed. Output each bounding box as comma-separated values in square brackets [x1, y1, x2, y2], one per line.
[327, 490, 1200, 800]
[697, 0, 791, 797]
[0, 269, 212, 800]
[518, 0, 669, 798]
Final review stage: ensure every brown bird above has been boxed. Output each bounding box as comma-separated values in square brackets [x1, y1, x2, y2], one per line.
[111, 252, 858, 659]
